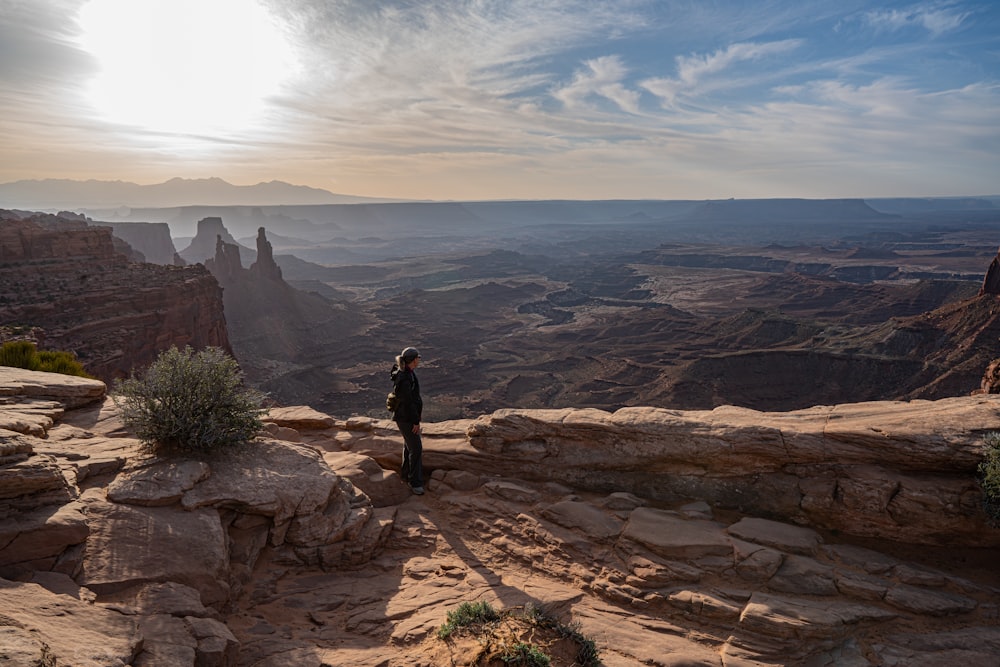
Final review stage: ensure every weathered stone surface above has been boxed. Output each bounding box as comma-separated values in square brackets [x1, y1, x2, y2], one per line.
[622, 508, 733, 559]
[5, 378, 1000, 667]
[463, 397, 1000, 546]
[0, 447, 69, 503]
[0, 366, 106, 409]
[884, 582, 978, 616]
[323, 450, 411, 508]
[768, 554, 838, 596]
[874, 627, 1000, 667]
[0, 578, 141, 666]
[265, 405, 338, 430]
[726, 516, 822, 555]
[76, 498, 230, 605]
[181, 440, 343, 548]
[0, 502, 89, 574]
[738, 592, 897, 639]
[107, 460, 211, 506]
[540, 499, 624, 540]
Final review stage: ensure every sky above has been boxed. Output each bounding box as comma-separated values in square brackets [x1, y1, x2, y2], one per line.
[0, 0, 998, 201]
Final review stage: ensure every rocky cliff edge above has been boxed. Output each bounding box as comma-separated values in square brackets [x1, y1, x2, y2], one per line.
[2, 367, 999, 666]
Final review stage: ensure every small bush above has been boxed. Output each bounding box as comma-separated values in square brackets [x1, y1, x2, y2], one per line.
[437, 600, 501, 639]
[500, 642, 550, 666]
[112, 346, 266, 455]
[979, 432, 1000, 525]
[0, 340, 94, 378]
[0, 341, 40, 370]
[437, 601, 603, 666]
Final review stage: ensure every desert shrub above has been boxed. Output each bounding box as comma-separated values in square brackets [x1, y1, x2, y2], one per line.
[437, 600, 501, 639]
[978, 432, 1000, 525]
[112, 346, 266, 455]
[0, 340, 94, 378]
[500, 642, 550, 666]
[437, 602, 602, 666]
[522, 604, 601, 667]
[0, 341, 40, 370]
[36, 350, 93, 377]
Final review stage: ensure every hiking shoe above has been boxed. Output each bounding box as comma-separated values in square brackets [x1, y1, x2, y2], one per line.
[411, 486, 425, 495]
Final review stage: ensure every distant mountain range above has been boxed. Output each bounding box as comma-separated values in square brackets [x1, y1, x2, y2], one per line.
[0, 177, 406, 210]
[1, 177, 997, 213]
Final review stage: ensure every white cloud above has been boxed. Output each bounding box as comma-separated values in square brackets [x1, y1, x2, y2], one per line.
[641, 39, 802, 107]
[551, 55, 642, 113]
[863, 2, 970, 36]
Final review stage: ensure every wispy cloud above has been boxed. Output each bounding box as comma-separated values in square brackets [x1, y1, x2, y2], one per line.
[641, 40, 803, 108]
[551, 55, 641, 113]
[0, 0, 996, 198]
[861, 2, 971, 36]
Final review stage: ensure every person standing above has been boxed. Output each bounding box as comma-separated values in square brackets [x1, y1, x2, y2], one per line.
[391, 346, 424, 494]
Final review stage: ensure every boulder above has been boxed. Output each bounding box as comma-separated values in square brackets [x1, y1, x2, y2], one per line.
[0, 578, 141, 666]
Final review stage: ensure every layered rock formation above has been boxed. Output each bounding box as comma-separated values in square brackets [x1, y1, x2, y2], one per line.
[0, 212, 231, 381]
[179, 216, 253, 265]
[201, 223, 370, 405]
[105, 221, 185, 266]
[2, 368, 998, 666]
[0, 369, 390, 666]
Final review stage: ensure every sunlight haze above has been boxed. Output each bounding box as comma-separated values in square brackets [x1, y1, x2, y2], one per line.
[0, 0, 997, 200]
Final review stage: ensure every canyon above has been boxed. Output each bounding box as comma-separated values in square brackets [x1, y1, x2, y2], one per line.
[2, 195, 1000, 665]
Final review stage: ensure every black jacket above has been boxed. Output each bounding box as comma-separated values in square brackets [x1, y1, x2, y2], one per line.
[390, 364, 422, 424]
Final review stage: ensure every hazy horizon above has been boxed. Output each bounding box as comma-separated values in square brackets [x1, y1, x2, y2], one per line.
[2, 1, 998, 201]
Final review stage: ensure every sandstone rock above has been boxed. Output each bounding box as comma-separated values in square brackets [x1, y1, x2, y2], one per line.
[186, 615, 240, 666]
[621, 508, 733, 560]
[464, 397, 1000, 546]
[483, 479, 540, 504]
[732, 539, 785, 582]
[0, 577, 141, 666]
[0, 444, 70, 505]
[0, 220, 231, 381]
[726, 516, 822, 555]
[433, 468, 481, 491]
[883, 582, 978, 616]
[874, 626, 1000, 667]
[0, 502, 89, 576]
[107, 459, 211, 506]
[0, 366, 106, 409]
[600, 491, 646, 511]
[76, 498, 230, 606]
[265, 404, 337, 430]
[106, 221, 179, 265]
[738, 592, 897, 640]
[134, 614, 197, 667]
[103, 581, 210, 617]
[323, 450, 410, 507]
[539, 499, 623, 541]
[768, 554, 838, 596]
[181, 440, 342, 547]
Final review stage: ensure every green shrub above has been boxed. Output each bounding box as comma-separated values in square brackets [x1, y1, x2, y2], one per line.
[112, 346, 266, 455]
[36, 350, 93, 377]
[521, 604, 601, 667]
[979, 432, 1000, 525]
[437, 600, 500, 639]
[0, 341, 40, 370]
[437, 602, 603, 666]
[0, 341, 94, 378]
[500, 642, 550, 666]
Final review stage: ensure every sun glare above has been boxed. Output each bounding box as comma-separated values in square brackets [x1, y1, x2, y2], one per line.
[77, 0, 297, 137]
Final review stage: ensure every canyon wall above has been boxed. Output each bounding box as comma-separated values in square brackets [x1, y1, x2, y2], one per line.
[0, 212, 231, 380]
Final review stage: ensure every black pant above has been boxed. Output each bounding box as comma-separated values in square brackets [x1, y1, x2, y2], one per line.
[396, 421, 424, 488]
